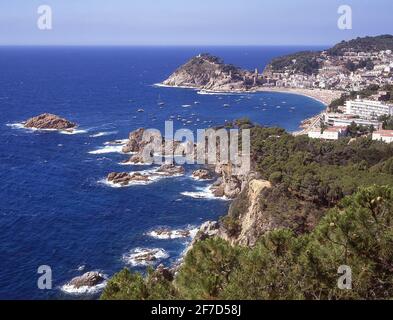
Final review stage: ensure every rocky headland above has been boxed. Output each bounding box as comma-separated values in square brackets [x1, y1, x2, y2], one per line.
[161, 53, 263, 92]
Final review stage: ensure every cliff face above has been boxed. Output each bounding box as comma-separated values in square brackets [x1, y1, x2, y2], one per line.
[162, 54, 262, 92]
[218, 179, 273, 246]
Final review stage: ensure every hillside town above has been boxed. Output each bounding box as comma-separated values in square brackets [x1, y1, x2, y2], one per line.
[261, 41, 393, 143]
[263, 49, 393, 91]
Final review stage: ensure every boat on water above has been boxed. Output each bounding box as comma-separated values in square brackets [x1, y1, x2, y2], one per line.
[182, 104, 192, 108]
[157, 94, 165, 106]
[223, 104, 230, 107]
[137, 108, 145, 112]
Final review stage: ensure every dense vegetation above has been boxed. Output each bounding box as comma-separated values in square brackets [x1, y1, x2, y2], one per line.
[269, 51, 322, 75]
[102, 185, 393, 300]
[380, 115, 393, 130]
[328, 35, 393, 56]
[102, 125, 393, 300]
[268, 35, 393, 76]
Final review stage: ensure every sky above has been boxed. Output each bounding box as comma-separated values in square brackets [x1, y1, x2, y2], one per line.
[0, 0, 391, 46]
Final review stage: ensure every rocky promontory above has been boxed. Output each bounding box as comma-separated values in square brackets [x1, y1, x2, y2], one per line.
[24, 113, 77, 130]
[161, 54, 263, 92]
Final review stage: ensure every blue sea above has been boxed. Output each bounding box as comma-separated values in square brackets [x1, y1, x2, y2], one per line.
[0, 46, 325, 299]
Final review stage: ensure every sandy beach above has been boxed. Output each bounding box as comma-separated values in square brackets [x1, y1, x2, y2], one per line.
[255, 87, 343, 106]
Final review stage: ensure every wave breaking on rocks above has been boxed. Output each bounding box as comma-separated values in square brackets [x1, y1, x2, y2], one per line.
[122, 248, 169, 267]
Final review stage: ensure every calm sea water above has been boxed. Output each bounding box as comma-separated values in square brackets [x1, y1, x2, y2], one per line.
[0, 46, 325, 299]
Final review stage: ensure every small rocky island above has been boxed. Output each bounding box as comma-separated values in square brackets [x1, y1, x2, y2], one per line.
[67, 271, 106, 289]
[24, 113, 77, 131]
[162, 53, 263, 92]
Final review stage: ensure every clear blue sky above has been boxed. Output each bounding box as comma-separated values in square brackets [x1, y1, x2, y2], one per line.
[0, 0, 391, 46]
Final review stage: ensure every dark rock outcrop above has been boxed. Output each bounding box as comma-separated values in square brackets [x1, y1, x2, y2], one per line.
[107, 172, 150, 186]
[156, 164, 185, 176]
[24, 113, 76, 130]
[122, 128, 147, 154]
[68, 272, 105, 288]
[151, 264, 174, 282]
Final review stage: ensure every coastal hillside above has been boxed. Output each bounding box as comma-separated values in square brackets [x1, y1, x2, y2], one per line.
[162, 53, 262, 91]
[328, 34, 393, 56]
[263, 34, 393, 76]
[102, 122, 393, 300]
[265, 51, 322, 75]
[162, 35, 393, 93]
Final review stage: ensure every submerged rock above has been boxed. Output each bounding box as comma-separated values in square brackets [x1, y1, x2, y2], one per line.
[24, 113, 77, 130]
[68, 272, 105, 289]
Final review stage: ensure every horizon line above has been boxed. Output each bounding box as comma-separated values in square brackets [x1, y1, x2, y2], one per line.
[0, 43, 331, 48]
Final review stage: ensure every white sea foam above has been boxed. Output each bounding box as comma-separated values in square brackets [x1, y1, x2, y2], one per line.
[197, 90, 242, 96]
[153, 83, 196, 90]
[89, 145, 125, 155]
[61, 280, 107, 295]
[122, 248, 169, 267]
[7, 122, 87, 135]
[60, 273, 108, 296]
[181, 185, 229, 200]
[89, 131, 118, 138]
[147, 226, 199, 240]
[119, 161, 151, 166]
[6, 123, 25, 129]
[59, 129, 88, 135]
[89, 139, 130, 155]
[104, 139, 129, 145]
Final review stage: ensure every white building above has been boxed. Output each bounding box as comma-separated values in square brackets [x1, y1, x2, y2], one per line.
[323, 113, 382, 129]
[345, 98, 393, 119]
[372, 130, 393, 143]
[308, 126, 348, 140]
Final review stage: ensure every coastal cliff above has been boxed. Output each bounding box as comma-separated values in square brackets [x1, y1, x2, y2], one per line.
[102, 123, 393, 300]
[162, 53, 263, 92]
